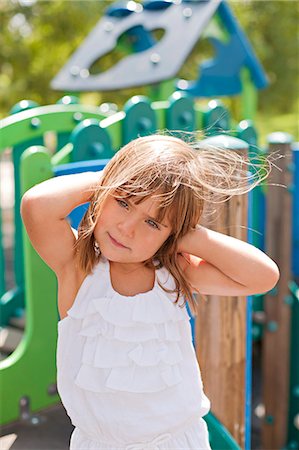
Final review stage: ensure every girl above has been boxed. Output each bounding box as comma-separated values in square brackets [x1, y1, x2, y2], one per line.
[21, 134, 279, 450]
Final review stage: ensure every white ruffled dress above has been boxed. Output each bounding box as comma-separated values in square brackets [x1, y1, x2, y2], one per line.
[56, 256, 211, 449]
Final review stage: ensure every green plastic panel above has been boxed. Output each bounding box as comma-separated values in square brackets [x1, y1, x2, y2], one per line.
[0, 147, 59, 426]
[0, 207, 5, 297]
[0, 105, 107, 152]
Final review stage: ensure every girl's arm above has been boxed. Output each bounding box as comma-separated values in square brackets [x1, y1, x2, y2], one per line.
[21, 171, 101, 275]
[177, 226, 280, 296]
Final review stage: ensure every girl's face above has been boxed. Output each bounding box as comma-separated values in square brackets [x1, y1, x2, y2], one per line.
[94, 194, 172, 267]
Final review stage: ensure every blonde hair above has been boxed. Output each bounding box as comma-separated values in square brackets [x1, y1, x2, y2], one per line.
[75, 133, 270, 316]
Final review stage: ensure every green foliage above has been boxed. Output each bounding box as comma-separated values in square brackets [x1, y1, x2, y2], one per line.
[0, 0, 298, 120]
[229, 0, 299, 115]
[0, 0, 106, 114]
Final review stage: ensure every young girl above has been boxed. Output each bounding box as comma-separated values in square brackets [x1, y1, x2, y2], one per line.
[21, 134, 279, 450]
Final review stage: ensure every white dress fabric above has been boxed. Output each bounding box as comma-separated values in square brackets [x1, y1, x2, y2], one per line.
[56, 256, 211, 449]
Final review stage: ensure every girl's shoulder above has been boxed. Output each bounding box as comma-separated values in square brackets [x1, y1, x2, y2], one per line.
[156, 264, 176, 291]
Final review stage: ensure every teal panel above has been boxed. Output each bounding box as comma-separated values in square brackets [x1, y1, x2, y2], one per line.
[56, 96, 81, 150]
[236, 120, 258, 148]
[71, 119, 114, 161]
[166, 92, 195, 134]
[287, 281, 299, 447]
[123, 96, 157, 144]
[203, 100, 230, 136]
[205, 412, 241, 450]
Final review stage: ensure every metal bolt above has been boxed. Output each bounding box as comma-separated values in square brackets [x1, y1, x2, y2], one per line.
[183, 7, 192, 18]
[252, 311, 266, 324]
[293, 386, 299, 397]
[138, 117, 152, 132]
[267, 321, 278, 332]
[267, 287, 278, 296]
[70, 65, 80, 77]
[73, 112, 83, 123]
[80, 69, 89, 79]
[19, 395, 47, 425]
[104, 21, 114, 32]
[284, 295, 293, 305]
[47, 383, 58, 396]
[150, 53, 160, 64]
[265, 415, 274, 424]
[30, 117, 41, 129]
[180, 111, 193, 125]
[90, 142, 104, 158]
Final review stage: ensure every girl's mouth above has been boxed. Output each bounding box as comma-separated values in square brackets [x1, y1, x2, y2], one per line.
[108, 233, 129, 249]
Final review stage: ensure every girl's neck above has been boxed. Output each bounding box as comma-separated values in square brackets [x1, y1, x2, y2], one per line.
[108, 259, 156, 296]
[109, 260, 145, 275]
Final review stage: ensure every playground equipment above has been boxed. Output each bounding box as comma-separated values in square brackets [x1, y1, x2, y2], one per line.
[52, 0, 267, 119]
[1, 95, 298, 450]
[0, 0, 298, 449]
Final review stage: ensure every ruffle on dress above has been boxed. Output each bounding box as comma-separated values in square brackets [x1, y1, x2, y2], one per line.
[65, 259, 191, 395]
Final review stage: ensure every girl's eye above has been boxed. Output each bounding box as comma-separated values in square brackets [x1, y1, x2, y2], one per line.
[146, 219, 160, 230]
[116, 199, 129, 209]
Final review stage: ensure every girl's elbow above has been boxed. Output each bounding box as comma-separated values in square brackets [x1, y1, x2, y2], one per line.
[262, 262, 280, 293]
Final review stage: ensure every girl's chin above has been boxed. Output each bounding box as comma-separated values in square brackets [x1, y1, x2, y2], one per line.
[100, 249, 152, 266]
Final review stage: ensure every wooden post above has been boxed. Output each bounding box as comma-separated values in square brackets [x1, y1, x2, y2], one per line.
[195, 135, 249, 448]
[262, 132, 293, 449]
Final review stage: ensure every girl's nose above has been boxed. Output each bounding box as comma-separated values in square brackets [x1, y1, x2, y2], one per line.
[117, 218, 137, 238]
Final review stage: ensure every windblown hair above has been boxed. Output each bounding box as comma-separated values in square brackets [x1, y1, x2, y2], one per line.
[75, 133, 270, 316]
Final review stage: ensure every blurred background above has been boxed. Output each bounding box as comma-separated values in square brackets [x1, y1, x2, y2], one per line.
[0, 0, 298, 143]
[0, 1, 298, 450]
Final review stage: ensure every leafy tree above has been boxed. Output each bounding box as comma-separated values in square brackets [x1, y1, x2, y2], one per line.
[229, 0, 299, 114]
[0, 0, 106, 114]
[0, 0, 298, 118]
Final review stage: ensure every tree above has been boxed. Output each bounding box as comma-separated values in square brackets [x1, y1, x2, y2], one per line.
[0, 0, 298, 117]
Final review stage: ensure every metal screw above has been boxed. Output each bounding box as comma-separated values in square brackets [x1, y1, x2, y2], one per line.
[80, 69, 90, 79]
[293, 386, 299, 397]
[70, 65, 80, 77]
[47, 383, 58, 396]
[284, 295, 293, 305]
[265, 415, 274, 424]
[104, 21, 114, 32]
[267, 321, 278, 332]
[73, 112, 83, 123]
[30, 117, 41, 129]
[183, 7, 192, 18]
[150, 53, 160, 64]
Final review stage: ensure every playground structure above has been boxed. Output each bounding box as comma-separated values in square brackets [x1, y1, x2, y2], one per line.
[0, 1, 298, 449]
